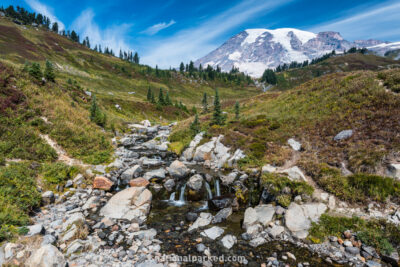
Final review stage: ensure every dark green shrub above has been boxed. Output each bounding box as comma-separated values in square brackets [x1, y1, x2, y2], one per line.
[41, 162, 78, 186]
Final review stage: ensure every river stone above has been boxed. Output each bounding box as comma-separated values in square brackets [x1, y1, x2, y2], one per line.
[345, 246, 360, 255]
[249, 237, 266, 247]
[187, 174, 203, 191]
[254, 204, 275, 227]
[288, 138, 302, 151]
[130, 178, 149, 187]
[121, 165, 142, 180]
[167, 160, 189, 179]
[41, 191, 54, 205]
[268, 225, 285, 238]
[143, 169, 165, 180]
[93, 176, 113, 191]
[221, 235, 237, 249]
[163, 179, 175, 191]
[334, 129, 353, 141]
[220, 172, 237, 186]
[201, 226, 224, 240]
[140, 157, 163, 167]
[188, 212, 213, 232]
[26, 244, 66, 267]
[208, 197, 232, 211]
[387, 163, 400, 179]
[100, 187, 152, 224]
[243, 207, 258, 229]
[212, 207, 232, 223]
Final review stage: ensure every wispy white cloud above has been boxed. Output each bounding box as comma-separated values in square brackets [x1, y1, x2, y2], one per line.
[309, 1, 400, 40]
[141, 0, 293, 68]
[142, 20, 176, 35]
[25, 0, 65, 30]
[71, 9, 133, 53]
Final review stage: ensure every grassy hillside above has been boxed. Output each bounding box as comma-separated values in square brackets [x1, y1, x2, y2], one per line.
[273, 53, 400, 90]
[171, 69, 400, 204]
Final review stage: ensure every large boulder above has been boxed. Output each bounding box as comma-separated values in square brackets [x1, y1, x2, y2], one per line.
[285, 202, 326, 239]
[243, 204, 275, 229]
[193, 138, 217, 162]
[143, 168, 166, 180]
[182, 132, 204, 161]
[387, 163, 400, 179]
[100, 187, 152, 224]
[212, 136, 231, 168]
[227, 149, 245, 167]
[129, 178, 149, 187]
[212, 207, 232, 223]
[93, 176, 114, 191]
[220, 172, 238, 186]
[167, 160, 189, 179]
[188, 212, 213, 232]
[280, 166, 306, 181]
[26, 244, 66, 267]
[201, 226, 224, 240]
[187, 174, 203, 191]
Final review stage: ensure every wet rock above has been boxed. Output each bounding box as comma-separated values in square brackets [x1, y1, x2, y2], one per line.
[186, 212, 198, 222]
[243, 204, 275, 229]
[129, 177, 149, 187]
[41, 191, 55, 205]
[212, 207, 232, 223]
[187, 174, 203, 191]
[188, 212, 213, 232]
[220, 172, 238, 186]
[246, 224, 263, 238]
[243, 207, 258, 229]
[201, 226, 224, 240]
[121, 165, 142, 181]
[288, 138, 302, 151]
[221, 235, 237, 249]
[100, 187, 152, 224]
[196, 243, 206, 253]
[26, 244, 66, 267]
[93, 176, 114, 191]
[382, 251, 399, 267]
[208, 197, 232, 211]
[143, 168, 165, 180]
[132, 228, 157, 240]
[163, 178, 175, 191]
[167, 160, 189, 179]
[268, 225, 285, 238]
[249, 237, 266, 247]
[26, 223, 45, 236]
[334, 129, 353, 141]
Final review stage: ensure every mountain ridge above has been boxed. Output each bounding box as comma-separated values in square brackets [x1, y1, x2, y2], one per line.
[195, 28, 395, 77]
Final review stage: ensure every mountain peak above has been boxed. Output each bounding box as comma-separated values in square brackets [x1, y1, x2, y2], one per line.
[195, 28, 393, 77]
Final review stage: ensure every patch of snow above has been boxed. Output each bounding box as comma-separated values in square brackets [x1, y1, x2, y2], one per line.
[228, 51, 241, 61]
[242, 29, 268, 46]
[233, 61, 270, 78]
[367, 41, 400, 49]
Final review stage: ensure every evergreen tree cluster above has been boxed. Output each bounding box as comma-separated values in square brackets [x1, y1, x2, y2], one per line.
[90, 95, 107, 127]
[260, 69, 277, 85]
[146, 88, 173, 107]
[24, 60, 56, 82]
[177, 61, 253, 86]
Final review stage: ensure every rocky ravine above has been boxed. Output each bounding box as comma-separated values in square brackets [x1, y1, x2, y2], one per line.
[1, 122, 399, 267]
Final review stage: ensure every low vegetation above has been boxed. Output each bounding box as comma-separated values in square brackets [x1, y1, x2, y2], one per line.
[309, 214, 400, 255]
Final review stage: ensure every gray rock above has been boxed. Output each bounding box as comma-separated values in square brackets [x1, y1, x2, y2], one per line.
[366, 261, 382, 267]
[167, 160, 189, 179]
[41, 191, 55, 205]
[62, 212, 85, 231]
[334, 129, 353, 141]
[386, 163, 400, 179]
[268, 225, 285, 238]
[220, 172, 238, 186]
[288, 138, 301, 151]
[186, 212, 198, 222]
[187, 174, 203, 191]
[201, 226, 224, 240]
[212, 207, 232, 223]
[249, 237, 266, 247]
[163, 179, 175, 191]
[26, 244, 66, 267]
[345, 246, 360, 255]
[254, 204, 275, 227]
[66, 240, 84, 255]
[143, 168, 165, 180]
[188, 212, 213, 231]
[41, 235, 56, 245]
[196, 243, 206, 252]
[262, 164, 277, 174]
[121, 165, 142, 180]
[221, 235, 237, 249]
[280, 166, 306, 181]
[182, 132, 204, 161]
[26, 223, 44, 236]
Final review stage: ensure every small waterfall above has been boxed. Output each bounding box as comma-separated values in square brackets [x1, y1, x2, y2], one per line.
[215, 179, 221, 197]
[205, 182, 213, 200]
[169, 192, 176, 201]
[179, 183, 187, 202]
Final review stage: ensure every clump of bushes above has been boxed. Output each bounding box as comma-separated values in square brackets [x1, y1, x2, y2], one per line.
[309, 214, 400, 255]
[41, 162, 79, 187]
[378, 70, 400, 93]
[0, 163, 41, 241]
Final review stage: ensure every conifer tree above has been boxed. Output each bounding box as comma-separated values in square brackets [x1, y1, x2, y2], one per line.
[29, 62, 42, 81]
[179, 62, 185, 73]
[165, 91, 171, 105]
[44, 60, 55, 82]
[150, 90, 156, 104]
[90, 95, 106, 127]
[51, 22, 58, 33]
[190, 113, 200, 134]
[234, 101, 240, 119]
[158, 88, 165, 105]
[147, 87, 152, 102]
[133, 52, 139, 64]
[202, 92, 208, 113]
[212, 88, 225, 125]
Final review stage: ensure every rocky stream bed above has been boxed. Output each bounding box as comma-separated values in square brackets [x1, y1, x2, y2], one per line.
[1, 121, 399, 267]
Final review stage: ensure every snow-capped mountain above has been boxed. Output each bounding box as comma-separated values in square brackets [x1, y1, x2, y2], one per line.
[194, 28, 393, 77]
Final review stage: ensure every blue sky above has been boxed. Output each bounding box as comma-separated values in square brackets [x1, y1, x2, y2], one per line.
[2, 0, 400, 67]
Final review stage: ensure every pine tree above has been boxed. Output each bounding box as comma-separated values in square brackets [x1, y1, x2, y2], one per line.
[44, 60, 55, 82]
[211, 88, 225, 125]
[51, 22, 58, 33]
[261, 69, 277, 85]
[133, 52, 139, 64]
[29, 62, 42, 81]
[119, 50, 123, 59]
[202, 92, 208, 113]
[179, 62, 185, 73]
[147, 87, 152, 102]
[150, 90, 156, 104]
[234, 101, 240, 119]
[90, 95, 106, 127]
[158, 88, 165, 105]
[190, 113, 200, 134]
[70, 30, 79, 42]
[165, 91, 171, 105]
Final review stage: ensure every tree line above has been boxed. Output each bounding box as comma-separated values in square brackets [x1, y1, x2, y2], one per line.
[0, 5, 140, 64]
